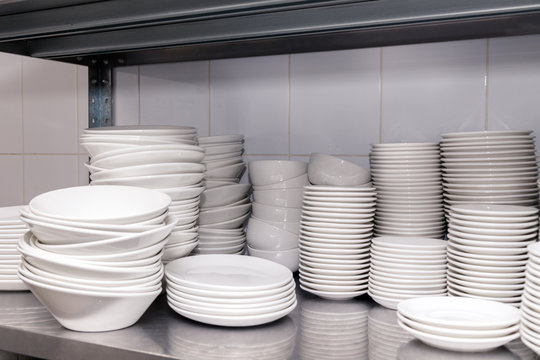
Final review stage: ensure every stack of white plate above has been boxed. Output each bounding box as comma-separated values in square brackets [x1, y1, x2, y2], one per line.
[440, 130, 538, 209]
[247, 160, 308, 270]
[368, 305, 413, 360]
[0, 206, 28, 291]
[298, 185, 376, 300]
[519, 242, 540, 354]
[398, 296, 521, 352]
[446, 204, 538, 306]
[196, 183, 251, 255]
[370, 143, 444, 239]
[368, 237, 447, 309]
[17, 185, 176, 332]
[165, 254, 296, 327]
[81, 125, 205, 262]
[299, 298, 370, 360]
[199, 134, 246, 189]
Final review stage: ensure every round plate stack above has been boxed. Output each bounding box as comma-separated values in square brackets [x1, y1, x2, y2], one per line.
[81, 125, 205, 263]
[440, 130, 538, 209]
[0, 206, 28, 290]
[398, 297, 520, 352]
[519, 243, 540, 354]
[367, 237, 447, 309]
[199, 135, 246, 188]
[298, 185, 376, 300]
[446, 204, 539, 306]
[368, 306, 413, 360]
[299, 298, 370, 360]
[17, 185, 176, 332]
[165, 254, 296, 327]
[370, 143, 444, 239]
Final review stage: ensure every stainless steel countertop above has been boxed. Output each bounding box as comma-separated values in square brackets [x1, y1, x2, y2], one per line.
[0, 281, 535, 360]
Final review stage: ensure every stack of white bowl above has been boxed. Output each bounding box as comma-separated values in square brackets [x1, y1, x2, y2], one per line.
[441, 130, 538, 209]
[199, 134, 246, 189]
[17, 185, 176, 332]
[367, 236, 447, 309]
[80, 125, 205, 262]
[0, 206, 28, 291]
[370, 143, 445, 239]
[246, 160, 308, 271]
[368, 306, 413, 360]
[165, 254, 297, 327]
[446, 204, 538, 307]
[398, 297, 520, 352]
[520, 242, 540, 354]
[299, 298, 370, 360]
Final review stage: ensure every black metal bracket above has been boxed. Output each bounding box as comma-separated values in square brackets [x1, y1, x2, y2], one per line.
[88, 57, 115, 128]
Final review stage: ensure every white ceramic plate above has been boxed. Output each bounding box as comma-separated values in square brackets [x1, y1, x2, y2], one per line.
[300, 283, 367, 300]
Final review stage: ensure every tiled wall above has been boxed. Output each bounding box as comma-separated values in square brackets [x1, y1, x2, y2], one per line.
[114, 34, 540, 176]
[0, 53, 88, 206]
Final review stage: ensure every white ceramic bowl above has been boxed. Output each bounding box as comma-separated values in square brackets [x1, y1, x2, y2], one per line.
[248, 160, 308, 186]
[252, 188, 304, 208]
[18, 271, 161, 332]
[198, 134, 244, 145]
[204, 157, 243, 169]
[91, 149, 205, 169]
[205, 163, 245, 179]
[251, 216, 299, 234]
[251, 202, 302, 223]
[199, 203, 251, 225]
[248, 246, 299, 272]
[29, 185, 172, 225]
[91, 173, 205, 188]
[246, 217, 299, 250]
[252, 174, 310, 190]
[308, 153, 370, 186]
[200, 184, 251, 209]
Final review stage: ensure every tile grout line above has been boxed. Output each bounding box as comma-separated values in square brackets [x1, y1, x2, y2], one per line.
[20, 56, 25, 204]
[137, 65, 141, 125]
[484, 38, 490, 131]
[378, 47, 383, 144]
[208, 60, 212, 136]
[287, 54, 291, 160]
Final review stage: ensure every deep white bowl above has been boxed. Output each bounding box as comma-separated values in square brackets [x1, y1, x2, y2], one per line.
[308, 153, 370, 186]
[88, 162, 205, 180]
[247, 246, 299, 272]
[252, 174, 310, 190]
[200, 184, 251, 209]
[205, 163, 246, 179]
[251, 216, 299, 234]
[248, 160, 308, 186]
[252, 188, 304, 208]
[251, 202, 302, 223]
[199, 203, 251, 225]
[91, 173, 205, 188]
[246, 217, 299, 251]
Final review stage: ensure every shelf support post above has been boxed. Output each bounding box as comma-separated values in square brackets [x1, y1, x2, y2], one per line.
[88, 57, 113, 128]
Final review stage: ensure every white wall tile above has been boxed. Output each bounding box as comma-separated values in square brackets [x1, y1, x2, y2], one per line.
[381, 40, 487, 143]
[22, 56, 78, 153]
[488, 34, 540, 136]
[78, 155, 90, 185]
[0, 156, 23, 206]
[24, 155, 78, 203]
[113, 66, 139, 126]
[0, 53, 22, 154]
[210, 55, 289, 154]
[290, 49, 380, 155]
[77, 66, 89, 153]
[140, 61, 209, 136]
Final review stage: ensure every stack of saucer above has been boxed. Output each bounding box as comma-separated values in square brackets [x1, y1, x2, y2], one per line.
[0, 206, 28, 291]
[440, 130, 538, 209]
[81, 125, 205, 262]
[519, 242, 540, 354]
[370, 143, 444, 239]
[368, 237, 447, 309]
[165, 255, 296, 327]
[299, 298, 370, 359]
[199, 135, 246, 189]
[298, 185, 376, 300]
[368, 305, 413, 360]
[447, 204, 538, 306]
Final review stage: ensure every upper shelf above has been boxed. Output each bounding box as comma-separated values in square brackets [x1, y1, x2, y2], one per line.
[1, 0, 540, 66]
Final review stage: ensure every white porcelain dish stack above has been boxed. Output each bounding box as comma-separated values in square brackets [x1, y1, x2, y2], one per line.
[369, 143, 445, 239]
[199, 134, 246, 188]
[80, 125, 205, 262]
[446, 204, 539, 306]
[519, 242, 540, 354]
[0, 206, 28, 291]
[299, 298, 370, 360]
[165, 254, 296, 327]
[440, 130, 538, 209]
[368, 305, 413, 360]
[398, 296, 521, 352]
[298, 185, 376, 300]
[246, 160, 308, 271]
[17, 185, 176, 332]
[367, 236, 447, 309]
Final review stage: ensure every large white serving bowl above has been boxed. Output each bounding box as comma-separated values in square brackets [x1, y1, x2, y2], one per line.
[90, 173, 205, 188]
[248, 160, 308, 186]
[200, 184, 251, 209]
[247, 246, 299, 272]
[18, 270, 161, 332]
[88, 162, 205, 180]
[246, 217, 299, 251]
[29, 185, 171, 225]
[308, 153, 370, 186]
[199, 204, 251, 225]
[251, 202, 302, 223]
[252, 174, 310, 190]
[252, 188, 304, 208]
